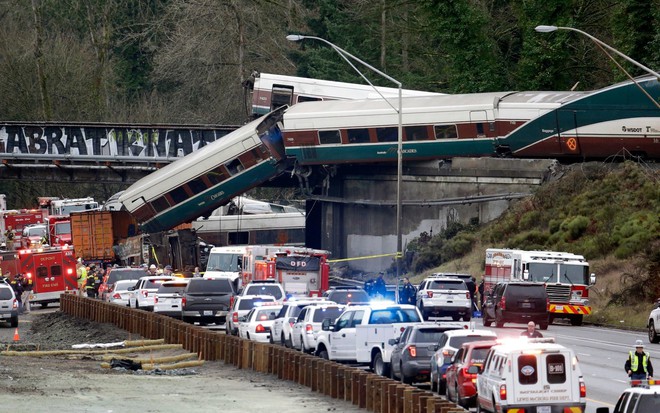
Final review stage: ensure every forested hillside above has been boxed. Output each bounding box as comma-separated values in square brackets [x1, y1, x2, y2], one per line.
[1, 0, 658, 125]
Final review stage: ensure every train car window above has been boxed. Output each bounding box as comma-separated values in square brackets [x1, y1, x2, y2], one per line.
[188, 177, 208, 194]
[133, 204, 156, 221]
[489, 121, 496, 132]
[434, 125, 458, 139]
[229, 231, 249, 245]
[151, 196, 170, 212]
[207, 167, 226, 185]
[169, 186, 188, 205]
[271, 85, 294, 110]
[347, 129, 370, 144]
[319, 130, 341, 145]
[405, 126, 428, 141]
[476, 123, 485, 137]
[225, 159, 245, 175]
[376, 127, 398, 142]
[297, 95, 322, 103]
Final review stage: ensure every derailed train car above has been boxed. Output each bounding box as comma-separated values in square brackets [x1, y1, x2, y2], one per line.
[119, 106, 288, 233]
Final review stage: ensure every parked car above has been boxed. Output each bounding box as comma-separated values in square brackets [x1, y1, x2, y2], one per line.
[322, 287, 370, 305]
[99, 266, 148, 301]
[647, 298, 660, 343]
[0, 282, 19, 327]
[476, 338, 586, 413]
[128, 276, 177, 311]
[445, 340, 497, 408]
[482, 281, 549, 329]
[416, 275, 472, 321]
[227, 294, 277, 336]
[389, 322, 469, 385]
[238, 303, 283, 343]
[181, 277, 238, 326]
[153, 279, 190, 318]
[239, 281, 286, 302]
[105, 279, 140, 306]
[271, 298, 329, 347]
[597, 381, 660, 413]
[430, 328, 497, 394]
[287, 302, 344, 352]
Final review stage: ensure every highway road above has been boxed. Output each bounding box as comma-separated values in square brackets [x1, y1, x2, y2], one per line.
[2, 305, 655, 413]
[474, 321, 655, 413]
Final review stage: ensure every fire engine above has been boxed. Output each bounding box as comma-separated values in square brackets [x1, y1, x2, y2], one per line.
[1, 209, 45, 248]
[18, 245, 77, 307]
[245, 246, 330, 298]
[484, 248, 596, 326]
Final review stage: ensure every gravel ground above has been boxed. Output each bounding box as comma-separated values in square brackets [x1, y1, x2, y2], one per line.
[0, 311, 363, 412]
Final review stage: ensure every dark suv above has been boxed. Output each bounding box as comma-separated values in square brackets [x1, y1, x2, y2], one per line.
[482, 282, 549, 329]
[181, 277, 237, 325]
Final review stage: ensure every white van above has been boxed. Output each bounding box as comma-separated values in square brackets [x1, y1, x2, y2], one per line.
[475, 338, 586, 413]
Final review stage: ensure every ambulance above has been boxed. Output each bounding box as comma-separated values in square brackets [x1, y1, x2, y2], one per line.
[18, 245, 77, 307]
[475, 338, 586, 413]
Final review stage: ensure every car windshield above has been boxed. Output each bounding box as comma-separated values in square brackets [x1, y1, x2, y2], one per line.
[527, 262, 589, 285]
[429, 281, 466, 290]
[328, 290, 370, 304]
[637, 394, 660, 411]
[469, 348, 491, 365]
[255, 308, 279, 321]
[206, 253, 241, 272]
[108, 269, 147, 284]
[449, 335, 496, 348]
[0, 287, 13, 300]
[369, 308, 422, 324]
[413, 328, 459, 343]
[245, 285, 283, 300]
[312, 307, 345, 322]
[238, 298, 275, 310]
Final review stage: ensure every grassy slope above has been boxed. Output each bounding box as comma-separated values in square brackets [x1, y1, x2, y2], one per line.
[414, 161, 660, 330]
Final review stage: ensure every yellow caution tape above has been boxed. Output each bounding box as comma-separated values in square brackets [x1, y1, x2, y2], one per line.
[328, 252, 402, 263]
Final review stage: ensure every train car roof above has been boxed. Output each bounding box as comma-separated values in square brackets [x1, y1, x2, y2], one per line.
[255, 73, 444, 98]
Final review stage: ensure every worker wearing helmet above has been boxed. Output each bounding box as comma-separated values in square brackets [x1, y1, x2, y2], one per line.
[625, 340, 653, 382]
[76, 259, 87, 296]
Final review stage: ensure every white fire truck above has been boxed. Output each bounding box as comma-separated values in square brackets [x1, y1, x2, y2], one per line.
[484, 248, 596, 326]
[18, 245, 78, 307]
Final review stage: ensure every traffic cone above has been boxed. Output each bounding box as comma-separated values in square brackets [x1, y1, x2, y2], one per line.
[13, 327, 20, 341]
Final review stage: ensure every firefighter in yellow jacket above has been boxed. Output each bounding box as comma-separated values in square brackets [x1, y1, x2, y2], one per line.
[76, 259, 87, 296]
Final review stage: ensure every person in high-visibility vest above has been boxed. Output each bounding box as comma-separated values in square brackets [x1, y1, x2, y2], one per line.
[625, 339, 654, 381]
[76, 259, 87, 296]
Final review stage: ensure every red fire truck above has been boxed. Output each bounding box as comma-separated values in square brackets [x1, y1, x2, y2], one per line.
[0, 250, 21, 278]
[484, 248, 596, 326]
[18, 245, 77, 307]
[243, 246, 330, 297]
[1, 209, 45, 249]
[45, 215, 72, 246]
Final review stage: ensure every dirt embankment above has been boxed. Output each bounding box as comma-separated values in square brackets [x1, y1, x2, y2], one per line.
[0, 311, 362, 412]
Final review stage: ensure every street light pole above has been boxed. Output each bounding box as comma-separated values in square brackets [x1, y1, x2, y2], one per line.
[535, 25, 660, 79]
[286, 34, 404, 301]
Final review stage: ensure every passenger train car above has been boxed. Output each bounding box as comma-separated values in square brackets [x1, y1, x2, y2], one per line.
[247, 72, 441, 118]
[281, 76, 660, 164]
[118, 107, 289, 233]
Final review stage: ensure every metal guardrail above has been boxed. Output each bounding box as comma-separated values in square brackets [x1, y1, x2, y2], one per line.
[60, 294, 467, 413]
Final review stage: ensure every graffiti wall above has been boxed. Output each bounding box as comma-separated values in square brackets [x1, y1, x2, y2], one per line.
[0, 124, 237, 159]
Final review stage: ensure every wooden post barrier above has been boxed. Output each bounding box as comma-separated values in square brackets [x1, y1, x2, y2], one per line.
[316, 360, 327, 394]
[369, 377, 388, 413]
[304, 356, 313, 388]
[310, 358, 319, 392]
[396, 385, 407, 413]
[351, 370, 363, 405]
[387, 383, 399, 413]
[335, 365, 346, 400]
[358, 371, 368, 409]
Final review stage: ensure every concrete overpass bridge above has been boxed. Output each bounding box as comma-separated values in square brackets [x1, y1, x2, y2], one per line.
[0, 121, 238, 183]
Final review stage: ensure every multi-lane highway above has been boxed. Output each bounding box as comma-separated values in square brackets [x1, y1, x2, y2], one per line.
[2, 305, 654, 413]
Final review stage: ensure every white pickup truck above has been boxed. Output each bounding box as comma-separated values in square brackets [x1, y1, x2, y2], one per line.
[314, 303, 423, 376]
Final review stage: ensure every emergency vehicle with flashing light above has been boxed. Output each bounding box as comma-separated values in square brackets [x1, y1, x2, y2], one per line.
[597, 380, 660, 413]
[1, 209, 45, 248]
[237, 302, 283, 343]
[18, 244, 77, 307]
[484, 248, 596, 326]
[314, 303, 423, 377]
[475, 337, 587, 413]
